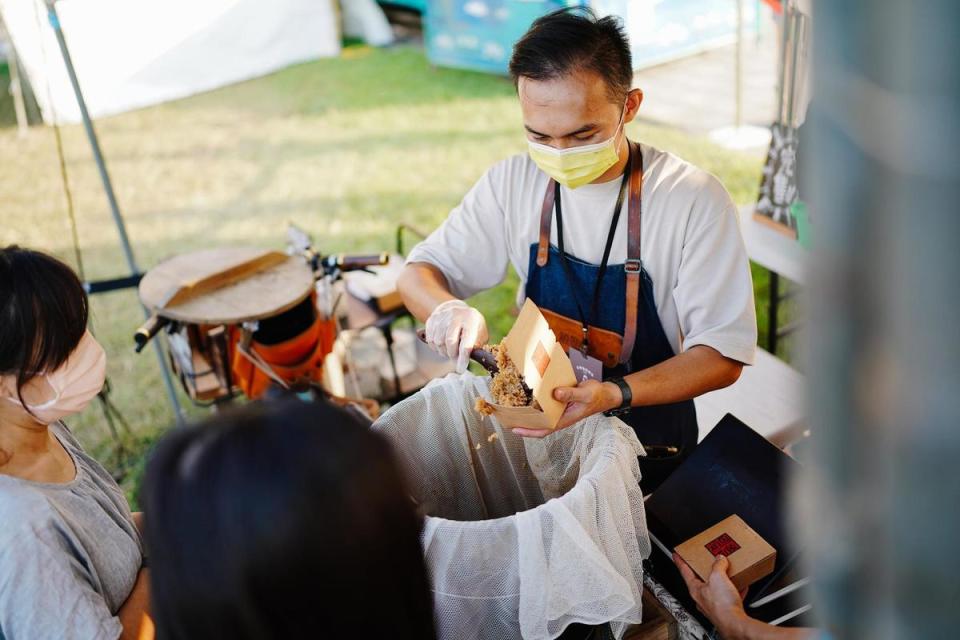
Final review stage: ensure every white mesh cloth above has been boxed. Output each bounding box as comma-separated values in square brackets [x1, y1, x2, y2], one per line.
[372, 373, 651, 640]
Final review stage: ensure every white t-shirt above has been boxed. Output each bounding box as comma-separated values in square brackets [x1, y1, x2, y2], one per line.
[406, 143, 757, 366]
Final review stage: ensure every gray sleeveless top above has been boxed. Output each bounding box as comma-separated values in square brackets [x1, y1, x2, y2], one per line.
[0, 421, 143, 639]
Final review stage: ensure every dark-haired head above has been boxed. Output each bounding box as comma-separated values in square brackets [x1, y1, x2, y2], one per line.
[0, 246, 88, 404]
[508, 8, 642, 184]
[142, 397, 437, 640]
[509, 7, 633, 104]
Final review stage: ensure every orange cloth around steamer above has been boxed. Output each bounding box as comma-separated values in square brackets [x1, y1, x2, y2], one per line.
[230, 311, 337, 399]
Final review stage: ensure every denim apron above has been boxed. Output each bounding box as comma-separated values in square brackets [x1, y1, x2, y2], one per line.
[524, 146, 699, 493]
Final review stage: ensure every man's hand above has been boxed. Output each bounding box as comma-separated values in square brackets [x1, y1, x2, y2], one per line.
[673, 553, 749, 639]
[424, 299, 488, 373]
[511, 379, 621, 438]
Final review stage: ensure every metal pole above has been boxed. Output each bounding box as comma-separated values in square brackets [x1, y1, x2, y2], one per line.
[767, 271, 779, 356]
[776, 0, 792, 126]
[734, 0, 744, 129]
[754, 0, 761, 46]
[6, 42, 29, 137]
[785, 7, 802, 128]
[43, 0, 184, 423]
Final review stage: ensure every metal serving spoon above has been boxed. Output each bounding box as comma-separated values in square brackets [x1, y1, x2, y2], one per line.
[415, 329, 499, 376]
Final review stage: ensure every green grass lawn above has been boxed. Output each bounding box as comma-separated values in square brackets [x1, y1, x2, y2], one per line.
[0, 43, 787, 503]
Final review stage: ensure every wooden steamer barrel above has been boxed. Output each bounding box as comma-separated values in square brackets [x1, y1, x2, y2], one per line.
[138, 247, 317, 402]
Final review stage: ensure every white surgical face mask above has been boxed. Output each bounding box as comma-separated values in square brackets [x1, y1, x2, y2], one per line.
[527, 103, 628, 189]
[0, 330, 107, 425]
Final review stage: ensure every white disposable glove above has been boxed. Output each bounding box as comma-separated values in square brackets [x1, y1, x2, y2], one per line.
[425, 299, 488, 373]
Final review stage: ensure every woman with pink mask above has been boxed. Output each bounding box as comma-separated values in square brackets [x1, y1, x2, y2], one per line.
[0, 247, 150, 639]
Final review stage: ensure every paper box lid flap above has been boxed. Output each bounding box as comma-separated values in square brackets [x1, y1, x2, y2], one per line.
[502, 299, 577, 428]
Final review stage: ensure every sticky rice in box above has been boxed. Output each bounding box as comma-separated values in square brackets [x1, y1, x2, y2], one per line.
[474, 299, 577, 431]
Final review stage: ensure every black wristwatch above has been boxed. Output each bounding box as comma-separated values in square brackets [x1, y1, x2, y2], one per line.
[603, 377, 633, 417]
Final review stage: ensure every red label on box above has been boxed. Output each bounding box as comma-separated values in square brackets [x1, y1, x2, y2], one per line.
[533, 341, 550, 377]
[705, 533, 741, 557]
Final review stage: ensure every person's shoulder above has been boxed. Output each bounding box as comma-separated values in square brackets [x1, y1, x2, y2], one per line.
[0, 483, 59, 548]
[483, 151, 543, 187]
[641, 144, 737, 235]
[51, 421, 117, 487]
[50, 420, 84, 453]
[468, 152, 546, 218]
[641, 143, 732, 206]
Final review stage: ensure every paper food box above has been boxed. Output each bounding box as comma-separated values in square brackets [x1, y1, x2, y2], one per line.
[674, 514, 777, 592]
[482, 299, 578, 430]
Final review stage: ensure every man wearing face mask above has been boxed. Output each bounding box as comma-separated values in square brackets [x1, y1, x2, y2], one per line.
[398, 8, 757, 492]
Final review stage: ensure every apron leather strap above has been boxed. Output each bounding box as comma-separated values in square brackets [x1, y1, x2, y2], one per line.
[536, 142, 643, 366]
[622, 141, 643, 365]
[537, 179, 556, 267]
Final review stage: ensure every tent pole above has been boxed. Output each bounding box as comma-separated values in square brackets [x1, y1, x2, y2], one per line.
[5, 40, 30, 136]
[734, 0, 743, 130]
[43, 0, 184, 424]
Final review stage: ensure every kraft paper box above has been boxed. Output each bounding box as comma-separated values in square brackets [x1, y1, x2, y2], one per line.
[674, 515, 777, 592]
[484, 299, 577, 431]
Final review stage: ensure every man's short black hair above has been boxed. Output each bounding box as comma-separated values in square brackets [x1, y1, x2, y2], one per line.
[509, 7, 633, 103]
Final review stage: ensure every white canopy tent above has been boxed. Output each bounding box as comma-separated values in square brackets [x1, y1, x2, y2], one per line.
[0, 0, 340, 124]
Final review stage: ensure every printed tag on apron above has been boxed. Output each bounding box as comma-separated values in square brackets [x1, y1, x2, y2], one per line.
[569, 348, 603, 383]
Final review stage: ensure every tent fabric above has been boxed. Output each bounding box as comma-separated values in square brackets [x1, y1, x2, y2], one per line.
[342, 0, 394, 47]
[0, 0, 340, 124]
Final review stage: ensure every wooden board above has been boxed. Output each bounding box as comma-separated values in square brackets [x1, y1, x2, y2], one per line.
[739, 205, 807, 285]
[139, 247, 314, 325]
[622, 587, 678, 640]
[694, 348, 806, 448]
[188, 350, 226, 402]
[161, 250, 289, 309]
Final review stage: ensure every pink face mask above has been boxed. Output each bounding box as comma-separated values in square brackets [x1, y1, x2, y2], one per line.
[0, 330, 107, 425]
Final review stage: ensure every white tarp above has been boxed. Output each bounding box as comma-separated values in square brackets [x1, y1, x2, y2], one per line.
[341, 0, 394, 47]
[0, 0, 340, 124]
